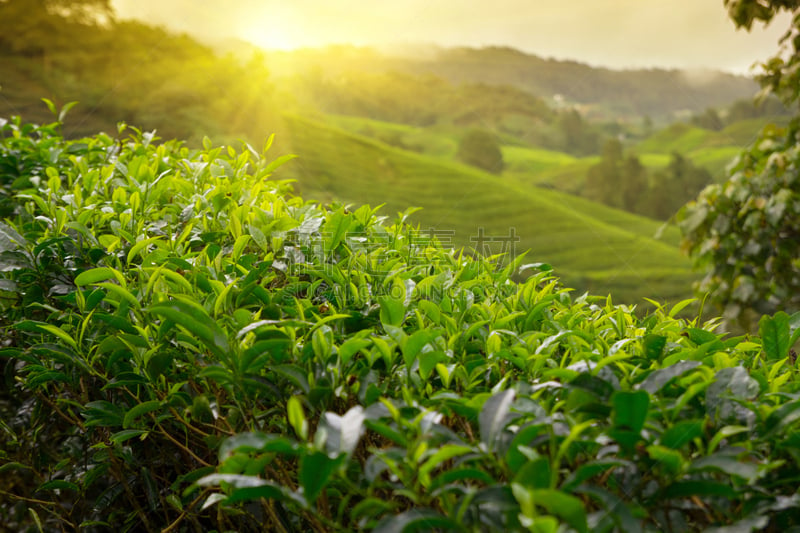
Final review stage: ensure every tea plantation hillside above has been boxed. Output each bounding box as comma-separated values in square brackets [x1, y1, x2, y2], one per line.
[282, 115, 695, 306]
[4, 117, 800, 531]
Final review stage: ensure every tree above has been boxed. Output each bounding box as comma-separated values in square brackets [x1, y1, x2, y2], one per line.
[584, 139, 648, 212]
[557, 108, 600, 156]
[691, 108, 724, 131]
[457, 129, 505, 174]
[678, 0, 800, 330]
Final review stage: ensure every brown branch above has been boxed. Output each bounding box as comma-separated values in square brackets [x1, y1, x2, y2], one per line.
[156, 422, 211, 467]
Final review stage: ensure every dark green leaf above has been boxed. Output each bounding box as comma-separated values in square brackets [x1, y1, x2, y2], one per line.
[37, 480, 79, 493]
[513, 457, 551, 490]
[660, 420, 704, 449]
[690, 453, 758, 482]
[122, 400, 162, 429]
[149, 298, 229, 359]
[299, 451, 346, 504]
[661, 480, 738, 499]
[373, 509, 463, 533]
[638, 360, 701, 394]
[611, 390, 649, 433]
[759, 312, 791, 360]
[642, 334, 667, 362]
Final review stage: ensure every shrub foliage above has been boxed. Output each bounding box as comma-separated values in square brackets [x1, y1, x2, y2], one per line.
[4, 114, 800, 532]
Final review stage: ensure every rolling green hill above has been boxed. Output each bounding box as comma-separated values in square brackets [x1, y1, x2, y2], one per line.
[281, 114, 696, 305]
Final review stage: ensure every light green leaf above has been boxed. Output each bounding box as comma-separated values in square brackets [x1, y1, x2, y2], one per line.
[287, 397, 308, 440]
[74, 267, 126, 287]
[379, 295, 406, 328]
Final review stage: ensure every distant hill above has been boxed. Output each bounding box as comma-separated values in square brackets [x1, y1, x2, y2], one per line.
[262, 45, 759, 120]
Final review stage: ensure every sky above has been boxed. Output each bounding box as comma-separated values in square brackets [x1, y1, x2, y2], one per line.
[110, 0, 792, 74]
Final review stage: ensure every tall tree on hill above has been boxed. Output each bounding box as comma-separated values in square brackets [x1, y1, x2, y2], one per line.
[557, 109, 601, 156]
[585, 139, 647, 212]
[679, 0, 800, 330]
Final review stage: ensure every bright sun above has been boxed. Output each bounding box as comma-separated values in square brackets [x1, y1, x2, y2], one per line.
[240, 22, 301, 51]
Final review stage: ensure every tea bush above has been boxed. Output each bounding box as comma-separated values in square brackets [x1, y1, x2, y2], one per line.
[3, 114, 800, 532]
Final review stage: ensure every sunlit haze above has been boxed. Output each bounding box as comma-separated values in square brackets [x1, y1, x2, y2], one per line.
[110, 0, 791, 73]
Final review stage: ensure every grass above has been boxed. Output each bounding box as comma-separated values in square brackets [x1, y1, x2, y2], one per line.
[281, 114, 697, 305]
[502, 145, 578, 174]
[326, 114, 458, 158]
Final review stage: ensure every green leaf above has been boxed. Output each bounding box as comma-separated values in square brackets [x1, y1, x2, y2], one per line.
[35, 324, 78, 350]
[642, 334, 666, 362]
[646, 445, 684, 476]
[299, 451, 346, 504]
[149, 298, 229, 359]
[41, 97, 57, 115]
[379, 295, 406, 327]
[323, 208, 352, 252]
[122, 400, 162, 429]
[83, 400, 125, 427]
[311, 325, 333, 360]
[373, 509, 463, 533]
[287, 397, 308, 440]
[419, 351, 448, 381]
[109, 429, 148, 446]
[513, 457, 551, 490]
[763, 399, 800, 436]
[402, 329, 442, 368]
[686, 327, 721, 347]
[690, 453, 759, 482]
[759, 312, 791, 360]
[530, 489, 588, 533]
[95, 282, 141, 310]
[479, 389, 515, 451]
[224, 483, 288, 505]
[58, 101, 78, 123]
[638, 360, 701, 394]
[418, 444, 474, 488]
[611, 390, 649, 433]
[74, 267, 126, 286]
[660, 420, 704, 449]
[668, 298, 696, 318]
[338, 337, 371, 366]
[37, 480, 79, 493]
[0, 221, 27, 252]
[428, 467, 494, 493]
[272, 364, 310, 394]
[706, 367, 758, 425]
[661, 480, 738, 499]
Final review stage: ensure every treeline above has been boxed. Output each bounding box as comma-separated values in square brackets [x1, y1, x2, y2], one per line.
[689, 96, 791, 131]
[0, 0, 282, 145]
[299, 70, 604, 156]
[584, 139, 711, 220]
